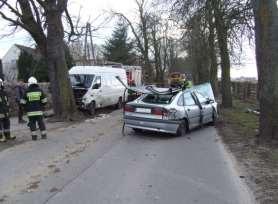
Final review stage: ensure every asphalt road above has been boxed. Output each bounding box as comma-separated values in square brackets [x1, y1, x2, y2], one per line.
[0, 110, 254, 204]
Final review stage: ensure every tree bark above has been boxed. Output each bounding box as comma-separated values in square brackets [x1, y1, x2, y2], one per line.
[215, 5, 233, 108]
[46, 7, 77, 120]
[0, 0, 78, 120]
[190, 16, 210, 85]
[253, 0, 278, 142]
[207, 1, 219, 96]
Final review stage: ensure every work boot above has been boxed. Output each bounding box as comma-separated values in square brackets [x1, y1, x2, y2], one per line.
[32, 135, 38, 141]
[41, 130, 47, 140]
[6, 134, 16, 140]
[0, 135, 6, 143]
[18, 119, 27, 124]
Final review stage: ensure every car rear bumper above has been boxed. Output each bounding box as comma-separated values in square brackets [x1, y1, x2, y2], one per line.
[124, 116, 181, 134]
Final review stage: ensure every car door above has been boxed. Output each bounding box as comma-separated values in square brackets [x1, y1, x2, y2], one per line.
[194, 91, 213, 124]
[182, 92, 201, 129]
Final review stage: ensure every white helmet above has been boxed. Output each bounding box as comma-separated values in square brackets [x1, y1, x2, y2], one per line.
[28, 76, 38, 86]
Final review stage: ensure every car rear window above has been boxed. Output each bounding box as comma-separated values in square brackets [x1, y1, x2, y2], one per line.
[142, 94, 176, 104]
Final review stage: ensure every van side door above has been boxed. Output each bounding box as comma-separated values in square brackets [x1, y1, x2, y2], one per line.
[91, 76, 103, 108]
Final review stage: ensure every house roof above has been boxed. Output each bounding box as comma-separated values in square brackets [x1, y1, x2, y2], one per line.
[14, 44, 41, 59]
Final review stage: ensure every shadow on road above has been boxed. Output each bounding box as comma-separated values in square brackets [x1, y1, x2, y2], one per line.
[127, 125, 213, 141]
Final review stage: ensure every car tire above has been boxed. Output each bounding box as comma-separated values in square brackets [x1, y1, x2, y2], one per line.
[133, 128, 142, 133]
[210, 109, 217, 126]
[176, 121, 187, 137]
[116, 97, 123, 109]
[88, 102, 96, 116]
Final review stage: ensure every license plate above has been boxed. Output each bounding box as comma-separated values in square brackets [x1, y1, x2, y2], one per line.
[136, 108, 151, 113]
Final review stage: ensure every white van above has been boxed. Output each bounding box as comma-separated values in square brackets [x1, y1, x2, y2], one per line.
[69, 66, 128, 115]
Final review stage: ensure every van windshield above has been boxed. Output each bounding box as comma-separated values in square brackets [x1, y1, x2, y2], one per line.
[70, 74, 95, 89]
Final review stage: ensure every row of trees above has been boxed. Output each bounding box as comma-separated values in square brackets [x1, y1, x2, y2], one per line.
[108, 0, 277, 143]
[169, 0, 253, 107]
[0, 0, 277, 143]
[112, 0, 183, 84]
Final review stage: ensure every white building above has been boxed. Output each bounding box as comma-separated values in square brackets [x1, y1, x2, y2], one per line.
[1, 44, 39, 81]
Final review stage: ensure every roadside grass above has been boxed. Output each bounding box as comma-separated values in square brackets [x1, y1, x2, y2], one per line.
[217, 99, 278, 204]
[221, 100, 258, 136]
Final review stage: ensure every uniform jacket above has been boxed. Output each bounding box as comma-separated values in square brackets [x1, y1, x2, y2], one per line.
[20, 84, 47, 117]
[0, 88, 9, 118]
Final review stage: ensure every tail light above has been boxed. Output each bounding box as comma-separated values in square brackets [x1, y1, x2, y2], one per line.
[124, 104, 135, 112]
[151, 107, 168, 117]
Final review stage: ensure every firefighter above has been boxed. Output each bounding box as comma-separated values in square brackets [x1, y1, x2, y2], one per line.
[182, 75, 193, 90]
[183, 80, 193, 89]
[20, 77, 47, 141]
[0, 79, 15, 142]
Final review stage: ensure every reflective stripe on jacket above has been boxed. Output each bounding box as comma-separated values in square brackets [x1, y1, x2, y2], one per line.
[27, 111, 43, 117]
[21, 84, 47, 117]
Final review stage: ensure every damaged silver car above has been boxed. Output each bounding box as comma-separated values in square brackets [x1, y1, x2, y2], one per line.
[123, 83, 217, 136]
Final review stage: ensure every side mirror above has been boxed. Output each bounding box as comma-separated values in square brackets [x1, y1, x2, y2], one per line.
[206, 98, 214, 104]
[92, 83, 100, 89]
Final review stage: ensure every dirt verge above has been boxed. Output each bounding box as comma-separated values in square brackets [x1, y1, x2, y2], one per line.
[217, 100, 278, 204]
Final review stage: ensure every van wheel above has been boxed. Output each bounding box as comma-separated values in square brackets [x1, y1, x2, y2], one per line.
[116, 97, 123, 109]
[88, 102, 96, 116]
[133, 128, 142, 133]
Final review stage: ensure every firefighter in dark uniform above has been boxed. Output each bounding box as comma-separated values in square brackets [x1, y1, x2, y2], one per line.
[0, 79, 16, 142]
[20, 77, 47, 141]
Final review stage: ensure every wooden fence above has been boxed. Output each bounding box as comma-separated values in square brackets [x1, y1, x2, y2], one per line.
[231, 81, 257, 102]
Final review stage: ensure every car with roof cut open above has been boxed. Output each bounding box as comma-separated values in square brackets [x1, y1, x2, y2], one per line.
[122, 83, 217, 136]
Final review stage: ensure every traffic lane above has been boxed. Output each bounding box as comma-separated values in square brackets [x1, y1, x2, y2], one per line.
[0, 106, 117, 153]
[47, 127, 253, 204]
[0, 110, 122, 204]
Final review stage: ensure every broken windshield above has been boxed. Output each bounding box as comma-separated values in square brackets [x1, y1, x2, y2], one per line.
[142, 93, 177, 104]
[191, 83, 215, 101]
[70, 74, 95, 89]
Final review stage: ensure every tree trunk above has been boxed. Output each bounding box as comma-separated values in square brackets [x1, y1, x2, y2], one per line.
[208, 31, 218, 96]
[46, 9, 77, 120]
[207, 2, 219, 96]
[190, 16, 210, 85]
[215, 11, 233, 108]
[253, 0, 278, 142]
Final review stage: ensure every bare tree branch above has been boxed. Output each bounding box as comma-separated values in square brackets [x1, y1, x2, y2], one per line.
[29, 0, 42, 25]
[0, 0, 23, 17]
[0, 9, 27, 30]
[112, 11, 145, 56]
[35, 0, 47, 9]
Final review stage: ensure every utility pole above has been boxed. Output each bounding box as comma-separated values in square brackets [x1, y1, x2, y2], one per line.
[83, 23, 96, 65]
[88, 23, 96, 65]
[84, 24, 88, 65]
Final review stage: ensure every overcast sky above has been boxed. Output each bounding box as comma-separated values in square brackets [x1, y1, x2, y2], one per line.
[0, 0, 257, 79]
[0, 0, 136, 57]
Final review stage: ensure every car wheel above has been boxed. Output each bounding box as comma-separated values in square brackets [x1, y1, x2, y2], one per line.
[133, 128, 142, 133]
[116, 97, 123, 109]
[88, 102, 96, 116]
[176, 121, 187, 137]
[210, 109, 217, 126]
